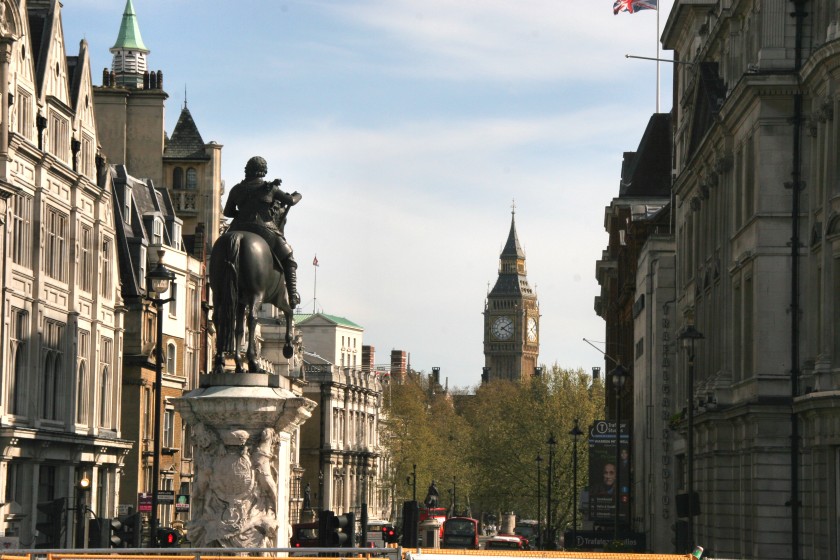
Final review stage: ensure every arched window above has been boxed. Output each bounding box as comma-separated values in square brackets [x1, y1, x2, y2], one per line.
[99, 365, 110, 427]
[173, 167, 183, 189]
[186, 168, 197, 189]
[42, 353, 55, 419]
[166, 342, 176, 374]
[11, 348, 25, 415]
[76, 361, 87, 424]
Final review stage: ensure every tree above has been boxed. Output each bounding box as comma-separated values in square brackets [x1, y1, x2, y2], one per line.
[381, 365, 603, 534]
[381, 371, 473, 510]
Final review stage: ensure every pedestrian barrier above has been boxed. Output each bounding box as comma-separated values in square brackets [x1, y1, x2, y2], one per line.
[405, 550, 694, 560]
[0, 549, 697, 560]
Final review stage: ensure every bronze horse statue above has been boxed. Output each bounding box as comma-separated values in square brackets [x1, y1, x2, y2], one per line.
[209, 225, 295, 374]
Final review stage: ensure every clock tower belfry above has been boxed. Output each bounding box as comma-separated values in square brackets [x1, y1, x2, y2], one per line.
[483, 208, 540, 382]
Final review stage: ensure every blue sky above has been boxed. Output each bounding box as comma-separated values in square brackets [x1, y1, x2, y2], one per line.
[62, 0, 675, 389]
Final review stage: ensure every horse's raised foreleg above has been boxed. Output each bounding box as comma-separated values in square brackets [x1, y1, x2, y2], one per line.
[246, 299, 266, 373]
[233, 303, 247, 373]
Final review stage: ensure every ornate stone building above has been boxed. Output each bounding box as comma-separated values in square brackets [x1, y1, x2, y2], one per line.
[597, 2, 840, 558]
[92, 0, 221, 535]
[595, 113, 673, 550]
[110, 164, 204, 532]
[286, 313, 389, 522]
[483, 210, 540, 382]
[0, 0, 129, 547]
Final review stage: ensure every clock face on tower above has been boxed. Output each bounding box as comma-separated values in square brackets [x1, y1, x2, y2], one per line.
[527, 317, 538, 342]
[492, 316, 514, 340]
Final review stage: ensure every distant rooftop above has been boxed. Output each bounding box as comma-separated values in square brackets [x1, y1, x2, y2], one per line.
[295, 312, 362, 329]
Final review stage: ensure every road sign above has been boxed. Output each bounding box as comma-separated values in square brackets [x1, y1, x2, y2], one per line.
[157, 490, 175, 504]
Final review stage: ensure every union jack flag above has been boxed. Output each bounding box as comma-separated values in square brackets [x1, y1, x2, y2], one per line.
[613, 0, 657, 14]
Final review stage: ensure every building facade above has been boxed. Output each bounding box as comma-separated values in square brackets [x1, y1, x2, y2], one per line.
[0, 0, 130, 547]
[483, 210, 539, 382]
[92, 0, 221, 537]
[598, 1, 840, 558]
[110, 164, 205, 532]
[281, 313, 389, 522]
[595, 113, 674, 549]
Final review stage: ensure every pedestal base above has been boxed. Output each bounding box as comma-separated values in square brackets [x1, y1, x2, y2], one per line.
[173, 378, 316, 549]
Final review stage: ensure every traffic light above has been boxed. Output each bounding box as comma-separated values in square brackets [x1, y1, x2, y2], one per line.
[401, 501, 419, 548]
[330, 512, 355, 548]
[318, 510, 355, 547]
[36, 497, 66, 548]
[156, 527, 181, 547]
[382, 524, 398, 544]
[108, 517, 124, 547]
[118, 513, 141, 547]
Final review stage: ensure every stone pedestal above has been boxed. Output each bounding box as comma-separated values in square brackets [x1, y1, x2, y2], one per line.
[173, 374, 316, 549]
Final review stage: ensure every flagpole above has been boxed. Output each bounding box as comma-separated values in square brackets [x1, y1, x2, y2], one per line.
[656, 0, 661, 113]
[313, 255, 318, 314]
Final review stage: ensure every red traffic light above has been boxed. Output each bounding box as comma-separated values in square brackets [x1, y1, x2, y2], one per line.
[381, 525, 398, 543]
[156, 527, 180, 547]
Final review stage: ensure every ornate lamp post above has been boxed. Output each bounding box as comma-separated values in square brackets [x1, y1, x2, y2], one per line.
[569, 419, 583, 549]
[545, 434, 557, 549]
[76, 474, 91, 548]
[609, 364, 629, 542]
[535, 454, 542, 549]
[677, 325, 703, 552]
[146, 252, 176, 547]
[451, 477, 457, 516]
[406, 463, 417, 502]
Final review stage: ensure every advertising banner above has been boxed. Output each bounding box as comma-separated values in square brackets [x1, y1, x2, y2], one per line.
[588, 419, 631, 524]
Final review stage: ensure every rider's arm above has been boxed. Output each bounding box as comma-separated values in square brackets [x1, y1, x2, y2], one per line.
[223, 187, 239, 218]
[272, 183, 302, 206]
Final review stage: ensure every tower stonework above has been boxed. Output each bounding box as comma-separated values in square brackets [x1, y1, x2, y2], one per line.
[483, 209, 540, 382]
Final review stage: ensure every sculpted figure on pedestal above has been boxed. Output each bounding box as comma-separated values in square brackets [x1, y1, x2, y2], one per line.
[186, 423, 281, 548]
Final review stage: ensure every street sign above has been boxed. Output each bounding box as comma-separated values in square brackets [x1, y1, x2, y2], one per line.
[175, 494, 190, 512]
[138, 493, 152, 513]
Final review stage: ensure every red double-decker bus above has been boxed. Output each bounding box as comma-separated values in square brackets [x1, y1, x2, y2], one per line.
[441, 517, 480, 549]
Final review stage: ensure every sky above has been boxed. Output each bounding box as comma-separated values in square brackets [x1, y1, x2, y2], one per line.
[61, 0, 675, 390]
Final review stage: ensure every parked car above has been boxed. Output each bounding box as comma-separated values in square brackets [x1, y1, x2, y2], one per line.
[485, 534, 529, 550]
[290, 521, 318, 548]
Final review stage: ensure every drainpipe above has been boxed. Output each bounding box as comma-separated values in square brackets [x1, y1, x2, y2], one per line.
[789, 1, 806, 558]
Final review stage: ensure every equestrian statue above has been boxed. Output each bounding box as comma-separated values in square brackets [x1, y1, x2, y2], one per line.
[210, 156, 301, 373]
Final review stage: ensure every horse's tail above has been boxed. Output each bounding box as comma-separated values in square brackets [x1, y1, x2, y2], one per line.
[217, 234, 241, 352]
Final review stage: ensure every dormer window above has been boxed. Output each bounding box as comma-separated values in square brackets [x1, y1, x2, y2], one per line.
[124, 186, 132, 225]
[48, 111, 69, 162]
[171, 222, 182, 250]
[152, 217, 163, 245]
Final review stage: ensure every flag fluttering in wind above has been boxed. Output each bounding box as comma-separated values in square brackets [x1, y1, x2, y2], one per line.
[613, 0, 657, 14]
[313, 255, 319, 267]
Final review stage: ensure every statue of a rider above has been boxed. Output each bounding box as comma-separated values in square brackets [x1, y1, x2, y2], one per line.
[223, 156, 302, 307]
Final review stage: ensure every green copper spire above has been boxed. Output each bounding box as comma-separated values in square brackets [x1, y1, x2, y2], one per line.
[111, 0, 148, 52]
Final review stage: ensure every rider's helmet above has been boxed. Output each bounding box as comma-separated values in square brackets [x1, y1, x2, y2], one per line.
[245, 156, 268, 179]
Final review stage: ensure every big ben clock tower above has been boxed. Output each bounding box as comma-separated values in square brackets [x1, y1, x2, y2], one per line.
[483, 207, 540, 382]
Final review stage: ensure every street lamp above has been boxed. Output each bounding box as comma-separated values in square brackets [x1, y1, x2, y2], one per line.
[146, 251, 176, 547]
[535, 454, 542, 550]
[609, 364, 629, 542]
[545, 433, 557, 550]
[569, 419, 584, 549]
[452, 477, 456, 516]
[406, 464, 417, 502]
[677, 325, 703, 552]
[77, 474, 91, 548]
